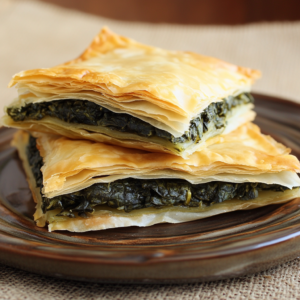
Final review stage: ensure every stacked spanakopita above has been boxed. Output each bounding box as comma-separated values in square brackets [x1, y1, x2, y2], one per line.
[4, 27, 300, 232]
[13, 123, 300, 232]
[2, 27, 260, 157]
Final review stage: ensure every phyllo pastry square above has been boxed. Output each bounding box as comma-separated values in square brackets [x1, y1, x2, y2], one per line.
[3, 27, 260, 157]
[13, 123, 300, 232]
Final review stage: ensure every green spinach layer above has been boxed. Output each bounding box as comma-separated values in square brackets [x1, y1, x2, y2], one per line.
[9, 93, 253, 147]
[27, 135, 288, 218]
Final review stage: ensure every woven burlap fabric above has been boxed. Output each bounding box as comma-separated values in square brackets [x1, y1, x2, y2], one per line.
[1, 260, 300, 300]
[1, 0, 300, 111]
[1, 1, 300, 299]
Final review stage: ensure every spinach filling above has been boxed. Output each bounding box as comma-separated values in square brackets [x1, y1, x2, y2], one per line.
[27, 135, 289, 219]
[9, 93, 253, 147]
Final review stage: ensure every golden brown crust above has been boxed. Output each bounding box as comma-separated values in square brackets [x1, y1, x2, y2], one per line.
[13, 127, 300, 232]
[7, 27, 260, 137]
[13, 123, 300, 198]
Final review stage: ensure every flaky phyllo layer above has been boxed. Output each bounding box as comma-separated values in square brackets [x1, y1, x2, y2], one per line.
[13, 123, 300, 232]
[3, 27, 260, 156]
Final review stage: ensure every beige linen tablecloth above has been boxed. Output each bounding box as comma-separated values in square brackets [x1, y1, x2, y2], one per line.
[1, 1, 300, 299]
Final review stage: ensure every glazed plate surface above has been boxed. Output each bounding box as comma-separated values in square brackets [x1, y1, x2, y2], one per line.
[1, 94, 300, 283]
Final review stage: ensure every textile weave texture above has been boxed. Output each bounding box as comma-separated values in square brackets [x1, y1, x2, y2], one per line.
[1, 1, 300, 299]
[1, 260, 300, 300]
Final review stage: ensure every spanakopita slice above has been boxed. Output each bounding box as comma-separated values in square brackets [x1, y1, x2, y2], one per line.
[4, 27, 259, 157]
[13, 123, 300, 232]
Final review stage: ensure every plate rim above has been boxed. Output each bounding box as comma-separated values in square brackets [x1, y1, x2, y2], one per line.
[1, 92, 300, 283]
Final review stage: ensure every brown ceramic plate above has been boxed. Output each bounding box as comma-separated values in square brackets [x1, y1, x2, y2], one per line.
[1, 93, 300, 283]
